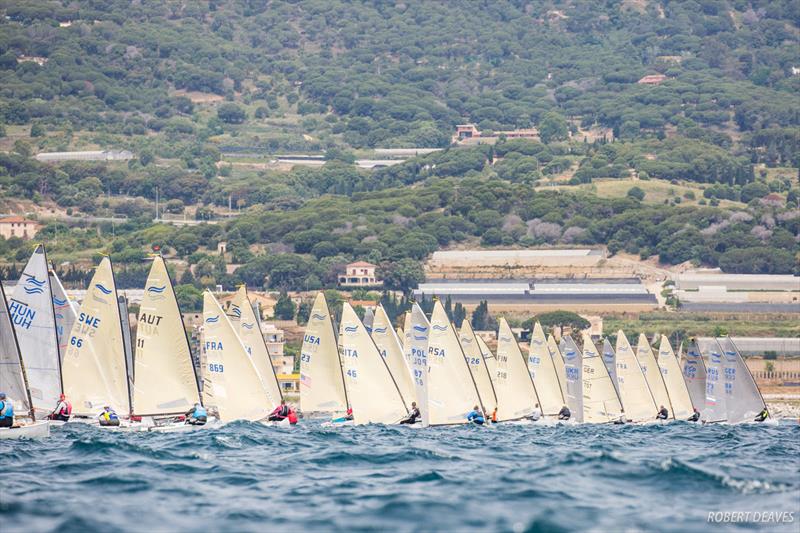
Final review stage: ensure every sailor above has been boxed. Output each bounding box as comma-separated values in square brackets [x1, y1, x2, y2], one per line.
[466, 405, 485, 425]
[287, 407, 299, 425]
[491, 407, 498, 423]
[400, 402, 421, 424]
[754, 408, 769, 422]
[331, 407, 354, 424]
[185, 403, 207, 425]
[0, 393, 14, 428]
[557, 405, 571, 421]
[268, 401, 290, 422]
[656, 405, 669, 420]
[688, 408, 701, 422]
[49, 394, 72, 421]
[98, 406, 121, 427]
[529, 403, 542, 422]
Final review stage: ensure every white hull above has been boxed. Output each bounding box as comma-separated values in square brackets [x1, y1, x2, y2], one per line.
[259, 418, 294, 427]
[0, 421, 50, 439]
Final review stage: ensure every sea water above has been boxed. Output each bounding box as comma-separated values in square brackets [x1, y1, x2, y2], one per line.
[1, 421, 798, 532]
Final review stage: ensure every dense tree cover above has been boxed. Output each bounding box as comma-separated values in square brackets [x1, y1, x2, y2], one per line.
[524, 311, 590, 332]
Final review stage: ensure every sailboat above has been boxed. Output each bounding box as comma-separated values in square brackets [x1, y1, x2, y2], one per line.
[405, 303, 430, 426]
[229, 286, 283, 411]
[131, 255, 202, 424]
[62, 257, 131, 419]
[656, 335, 695, 420]
[635, 333, 673, 419]
[699, 338, 727, 423]
[426, 300, 483, 426]
[201, 290, 269, 422]
[681, 339, 707, 419]
[339, 303, 408, 424]
[371, 304, 415, 408]
[581, 332, 623, 423]
[10, 244, 62, 418]
[0, 283, 49, 439]
[717, 336, 766, 424]
[494, 317, 539, 422]
[548, 334, 567, 401]
[459, 320, 497, 411]
[527, 322, 564, 417]
[559, 336, 583, 423]
[299, 292, 348, 416]
[614, 331, 658, 423]
[50, 268, 77, 366]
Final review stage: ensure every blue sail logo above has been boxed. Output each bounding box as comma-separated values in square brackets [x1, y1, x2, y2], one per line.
[241, 322, 254, 330]
[24, 275, 46, 294]
[372, 326, 388, 334]
[95, 283, 113, 295]
[311, 313, 327, 321]
[147, 285, 167, 293]
[231, 305, 242, 318]
[432, 324, 448, 331]
[344, 325, 359, 333]
[412, 325, 428, 333]
[205, 315, 220, 324]
[53, 296, 67, 306]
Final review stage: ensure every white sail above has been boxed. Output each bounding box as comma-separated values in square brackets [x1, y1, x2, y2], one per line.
[614, 331, 657, 423]
[581, 333, 623, 423]
[699, 338, 727, 423]
[132, 256, 200, 416]
[559, 336, 584, 423]
[371, 305, 414, 408]
[340, 303, 407, 424]
[681, 340, 707, 416]
[459, 320, 497, 408]
[201, 291, 268, 422]
[548, 334, 567, 400]
[477, 334, 497, 378]
[49, 270, 77, 366]
[0, 283, 32, 418]
[406, 304, 430, 426]
[10, 245, 61, 416]
[299, 293, 347, 414]
[635, 334, 673, 419]
[232, 286, 282, 411]
[62, 257, 130, 416]
[528, 322, 563, 416]
[427, 301, 482, 425]
[717, 337, 765, 424]
[601, 338, 618, 394]
[657, 335, 695, 420]
[494, 318, 538, 421]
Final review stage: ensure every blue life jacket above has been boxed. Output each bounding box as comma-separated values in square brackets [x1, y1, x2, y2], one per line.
[193, 406, 207, 418]
[467, 410, 484, 423]
[102, 409, 118, 421]
[0, 400, 13, 419]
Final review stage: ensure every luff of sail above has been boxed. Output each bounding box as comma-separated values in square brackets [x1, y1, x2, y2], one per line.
[614, 331, 657, 423]
[371, 304, 414, 409]
[699, 338, 727, 423]
[427, 301, 482, 425]
[635, 334, 673, 419]
[62, 257, 131, 416]
[559, 336, 584, 423]
[11, 244, 61, 416]
[528, 322, 563, 416]
[232, 286, 283, 410]
[201, 291, 268, 422]
[717, 336, 765, 424]
[494, 317, 538, 422]
[477, 334, 497, 378]
[547, 334, 567, 401]
[681, 340, 707, 416]
[406, 304, 430, 426]
[581, 333, 623, 423]
[601, 338, 618, 395]
[299, 293, 347, 414]
[657, 335, 695, 420]
[340, 303, 407, 424]
[50, 269, 77, 366]
[132, 255, 200, 416]
[0, 283, 33, 418]
[459, 320, 497, 408]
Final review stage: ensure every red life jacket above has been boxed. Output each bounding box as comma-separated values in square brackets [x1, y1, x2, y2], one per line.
[60, 401, 72, 415]
[287, 410, 298, 424]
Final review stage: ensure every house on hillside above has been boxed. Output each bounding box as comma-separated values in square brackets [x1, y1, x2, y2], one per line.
[338, 261, 382, 288]
[0, 216, 41, 240]
[637, 74, 668, 85]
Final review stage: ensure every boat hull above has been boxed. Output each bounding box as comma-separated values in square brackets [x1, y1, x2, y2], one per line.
[0, 421, 50, 439]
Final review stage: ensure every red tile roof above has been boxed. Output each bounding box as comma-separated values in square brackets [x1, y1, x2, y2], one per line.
[348, 261, 377, 268]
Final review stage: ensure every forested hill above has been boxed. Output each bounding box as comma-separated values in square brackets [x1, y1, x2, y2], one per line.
[0, 1, 798, 290]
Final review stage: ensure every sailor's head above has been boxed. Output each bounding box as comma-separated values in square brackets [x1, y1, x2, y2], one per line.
[60, 393, 66, 401]
[195, 403, 202, 409]
[473, 405, 479, 411]
[535, 403, 539, 408]
[103, 406, 110, 411]
[411, 402, 417, 407]
[660, 405, 665, 409]
[347, 408, 353, 415]
[0, 392, 6, 400]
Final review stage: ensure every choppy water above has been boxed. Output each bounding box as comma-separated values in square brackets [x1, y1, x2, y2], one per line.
[1, 421, 798, 532]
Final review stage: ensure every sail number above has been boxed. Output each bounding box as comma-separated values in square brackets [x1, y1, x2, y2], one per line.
[300, 353, 311, 363]
[208, 363, 224, 373]
[69, 336, 84, 348]
[346, 369, 357, 379]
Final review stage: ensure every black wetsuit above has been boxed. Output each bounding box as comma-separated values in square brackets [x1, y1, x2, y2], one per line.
[400, 408, 420, 424]
[557, 407, 571, 420]
[656, 408, 669, 420]
[688, 411, 700, 422]
[754, 409, 768, 422]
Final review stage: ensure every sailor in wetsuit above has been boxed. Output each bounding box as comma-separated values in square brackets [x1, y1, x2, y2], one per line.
[466, 405, 485, 425]
[400, 402, 421, 424]
[49, 394, 72, 421]
[99, 406, 120, 427]
[529, 403, 542, 422]
[688, 408, 700, 422]
[754, 408, 769, 422]
[0, 393, 14, 428]
[268, 401, 290, 422]
[656, 405, 669, 420]
[557, 405, 571, 421]
[185, 403, 208, 425]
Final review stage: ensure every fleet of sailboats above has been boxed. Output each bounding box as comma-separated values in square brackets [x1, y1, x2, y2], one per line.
[0, 245, 776, 438]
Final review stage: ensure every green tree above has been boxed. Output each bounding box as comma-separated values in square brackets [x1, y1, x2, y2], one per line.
[217, 103, 246, 124]
[381, 258, 425, 292]
[534, 310, 590, 332]
[274, 292, 296, 320]
[627, 186, 646, 201]
[538, 112, 568, 144]
[174, 284, 202, 311]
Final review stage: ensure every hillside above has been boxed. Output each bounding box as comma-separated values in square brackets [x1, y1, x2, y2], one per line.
[0, 0, 797, 294]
